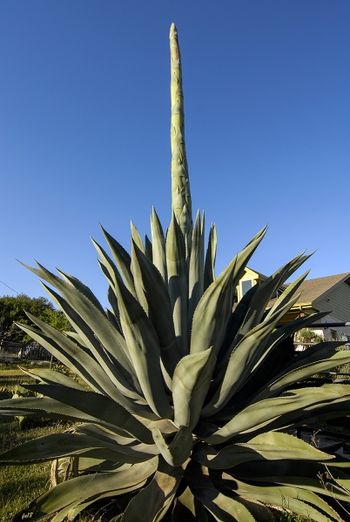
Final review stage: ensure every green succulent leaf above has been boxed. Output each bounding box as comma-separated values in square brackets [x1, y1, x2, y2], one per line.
[203, 290, 303, 416]
[19, 384, 154, 444]
[130, 222, 145, 253]
[166, 214, 188, 356]
[121, 460, 182, 521]
[150, 207, 167, 282]
[188, 466, 256, 522]
[190, 227, 267, 357]
[152, 426, 192, 467]
[229, 478, 342, 521]
[194, 431, 334, 469]
[112, 274, 172, 418]
[203, 223, 217, 290]
[255, 342, 350, 400]
[188, 211, 205, 325]
[17, 317, 145, 413]
[233, 253, 310, 338]
[19, 367, 85, 390]
[22, 459, 157, 520]
[204, 384, 350, 444]
[131, 241, 179, 376]
[101, 226, 136, 294]
[0, 432, 154, 464]
[172, 347, 216, 429]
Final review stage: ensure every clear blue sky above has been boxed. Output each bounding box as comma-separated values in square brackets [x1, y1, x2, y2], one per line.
[0, 1, 349, 303]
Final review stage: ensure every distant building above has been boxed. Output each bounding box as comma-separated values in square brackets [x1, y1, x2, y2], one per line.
[237, 270, 350, 342]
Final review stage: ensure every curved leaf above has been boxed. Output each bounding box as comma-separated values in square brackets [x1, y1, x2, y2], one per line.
[113, 275, 172, 418]
[204, 385, 350, 444]
[121, 460, 182, 521]
[152, 426, 192, 467]
[151, 207, 167, 282]
[24, 459, 157, 519]
[166, 214, 188, 356]
[195, 432, 334, 469]
[22, 383, 154, 444]
[190, 227, 267, 356]
[0, 432, 154, 464]
[172, 347, 216, 429]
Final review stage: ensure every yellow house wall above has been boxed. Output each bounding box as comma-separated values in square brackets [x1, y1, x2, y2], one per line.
[236, 268, 261, 301]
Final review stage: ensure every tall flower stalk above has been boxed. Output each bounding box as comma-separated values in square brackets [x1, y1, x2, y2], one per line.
[170, 23, 192, 241]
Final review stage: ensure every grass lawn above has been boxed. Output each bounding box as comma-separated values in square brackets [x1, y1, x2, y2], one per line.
[0, 363, 59, 521]
[0, 420, 63, 522]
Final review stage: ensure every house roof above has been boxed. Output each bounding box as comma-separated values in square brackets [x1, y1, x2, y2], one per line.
[249, 268, 350, 312]
[295, 273, 350, 305]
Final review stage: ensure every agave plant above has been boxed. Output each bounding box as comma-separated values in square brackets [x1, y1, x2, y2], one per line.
[2, 23, 350, 522]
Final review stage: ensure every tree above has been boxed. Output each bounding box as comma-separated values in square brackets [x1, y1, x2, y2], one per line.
[0, 294, 69, 348]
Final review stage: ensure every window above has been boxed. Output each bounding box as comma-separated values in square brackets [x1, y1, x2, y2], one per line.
[241, 279, 253, 296]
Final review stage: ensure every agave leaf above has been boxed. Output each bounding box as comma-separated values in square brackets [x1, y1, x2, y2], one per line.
[264, 271, 309, 320]
[23, 459, 157, 520]
[231, 253, 310, 343]
[174, 487, 196, 519]
[21, 384, 154, 444]
[75, 424, 159, 458]
[166, 214, 188, 356]
[56, 269, 135, 371]
[62, 474, 153, 521]
[0, 432, 154, 464]
[101, 226, 136, 295]
[130, 241, 149, 315]
[188, 211, 204, 326]
[238, 499, 275, 521]
[194, 432, 334, 469]
[130, 222, 144, 252]
[172, 347, 216, 429]
[131, 242, 179, 376]
[93, 238, 123, 287]
[145, 234, 153, 262]
[50, 485, 142, 522]
[24, 260, 135, 378]
[106, 305, 122, 333]
[150, 207, 167, 282]
[17, 317, 146, 413]
[204, 385, 350, 444]
[212, 312, 332, 422]
[113, 274, 172, 418]
[121, 460, 182, 521]
[202, 493, 255, 522]
[255, 342, 350, 401]
[230, 478, 342, 521]
[172, 488, 210, 521]
[93, 241, 144, 371]
[17, 320, 120, 399]
[233, 460, 350, 502]
[334, 477, 350, 491]
[203, 224, 217, 290]
[0, 396, 132, 437]
[190, 227, 267, 356]
[188, 466, 255, 522]
[203, 292, 301, 416]
[35, 288, 139, 397]
[19, 367, 85, 390]
[152, 426, 192, 467]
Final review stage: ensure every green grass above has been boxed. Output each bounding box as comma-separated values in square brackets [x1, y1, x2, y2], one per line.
[0, 364, 90, 520]
[0, 420, 64, 521]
